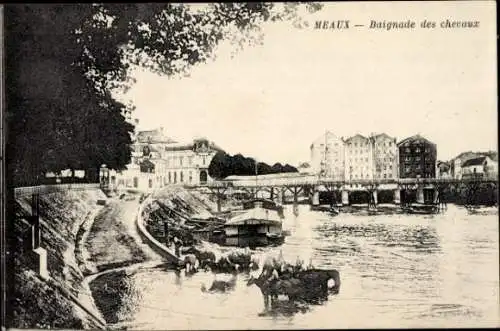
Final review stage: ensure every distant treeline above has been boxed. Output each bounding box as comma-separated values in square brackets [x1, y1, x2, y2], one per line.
[208, 151, 298, 179]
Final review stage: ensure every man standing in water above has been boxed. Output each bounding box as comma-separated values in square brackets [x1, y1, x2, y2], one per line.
[173, 236, 183, 257]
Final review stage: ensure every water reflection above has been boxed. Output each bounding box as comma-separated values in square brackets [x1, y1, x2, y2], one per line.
[91, 204, 499, 329]
[315, 222, 440, 253]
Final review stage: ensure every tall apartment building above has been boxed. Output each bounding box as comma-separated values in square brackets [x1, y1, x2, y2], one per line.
[310, 131, 345, 180]
[371, 133, 398, 180]
[344, 134, 374, 180]
[397, 134, 437, 178]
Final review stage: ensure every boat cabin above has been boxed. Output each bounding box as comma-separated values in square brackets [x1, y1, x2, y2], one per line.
[224, 199, 284, 237]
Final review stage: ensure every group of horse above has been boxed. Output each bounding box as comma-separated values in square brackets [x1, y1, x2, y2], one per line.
[177, 247, 341, 311]
[246, 267, 341, 310]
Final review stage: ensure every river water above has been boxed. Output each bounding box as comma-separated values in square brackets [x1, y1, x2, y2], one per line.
[100, 204, 499, 329]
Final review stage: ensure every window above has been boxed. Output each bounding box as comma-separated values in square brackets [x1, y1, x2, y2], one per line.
[415, 148, 421, 153]
[180, 157, 183, 166]
[168, 172, 171, 183]
[180, 172, 184, 182]
[389, 174, 392, 178]
[405, 148, 410, 153]
[383, 174, 387, 179]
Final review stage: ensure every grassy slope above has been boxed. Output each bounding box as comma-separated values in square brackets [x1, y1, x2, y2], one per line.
[8, 189, 106, 329]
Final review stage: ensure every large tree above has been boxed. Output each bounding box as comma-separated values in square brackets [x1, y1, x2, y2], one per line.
[5, 3, 321, 186]
[208, 151, 298, 179]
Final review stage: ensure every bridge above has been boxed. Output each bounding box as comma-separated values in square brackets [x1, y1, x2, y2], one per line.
[204, 174, 498, 212]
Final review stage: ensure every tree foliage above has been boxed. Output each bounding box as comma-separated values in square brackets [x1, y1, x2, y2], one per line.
[208, 151, 298, 179]
[5, 3, 322, 186]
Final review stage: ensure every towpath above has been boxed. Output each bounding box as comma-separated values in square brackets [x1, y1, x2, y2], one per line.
[84, 195, 162, 274]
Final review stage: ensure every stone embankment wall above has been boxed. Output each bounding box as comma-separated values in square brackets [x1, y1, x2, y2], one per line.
[8, 189, 107, 329]
[136, 194, 181, 264]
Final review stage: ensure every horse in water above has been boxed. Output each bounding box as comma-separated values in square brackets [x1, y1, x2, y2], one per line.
[247, 268, 341, 310]
[247, 271, 304, 310]
[295, 269, 341, 300]
[201, 264, 240, 293]
[182, 254, 200, 274]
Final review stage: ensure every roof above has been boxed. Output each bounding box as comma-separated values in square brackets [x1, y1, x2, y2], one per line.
[225, 207, 283, 226]
[462, 156, 488, 167]
[397, 134, 435, 147]
[136, 128, 177, 144]
[371, 132, 395, 141]
[225, 173, 306, 181]
[311, 131, 343, 146]
[163, 139, 224, 152]
[345, 134, 369, 143]
[453, 151, 498, 163]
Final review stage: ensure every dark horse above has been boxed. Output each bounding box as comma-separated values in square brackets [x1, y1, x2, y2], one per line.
[295, 269, 341, 298]
[247, 268, 340, 311]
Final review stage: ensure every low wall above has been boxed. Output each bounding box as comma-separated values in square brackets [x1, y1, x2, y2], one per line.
[135, 197, 181, 264]
[14, 184, 101, 198]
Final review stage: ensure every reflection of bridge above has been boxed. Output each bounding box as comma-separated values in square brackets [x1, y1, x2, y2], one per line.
[203, 174, 498, 212]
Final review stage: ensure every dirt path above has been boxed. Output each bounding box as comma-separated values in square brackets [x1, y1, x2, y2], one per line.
[85, 197, 162, 273]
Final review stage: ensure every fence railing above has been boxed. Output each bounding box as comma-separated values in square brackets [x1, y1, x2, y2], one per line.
[14, 183, 101, 198]
[207, 175, 499, 188]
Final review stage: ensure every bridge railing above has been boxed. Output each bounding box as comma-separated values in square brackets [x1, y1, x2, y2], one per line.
[207, 175, 498, 188]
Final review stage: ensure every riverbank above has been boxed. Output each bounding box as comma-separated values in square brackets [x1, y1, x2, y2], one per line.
[85, 197, 159, 272]
[8, 189, 108, 329]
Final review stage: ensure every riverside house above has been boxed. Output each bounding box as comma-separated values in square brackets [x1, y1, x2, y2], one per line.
[461, 156, 498, 180]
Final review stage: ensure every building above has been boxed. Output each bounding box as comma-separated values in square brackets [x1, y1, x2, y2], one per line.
[461, 156, 498, 179]
[110, 128, 223, 191]
[310, 131, 345, 180]
[451, 151, 498, 179]
[370, 133, 398, 180]
[450, 151, 482, 179]
[436, 161, 451, 179]
[162, 138, 223, 186]
[344, 134, 374, 180]
[397, 135, 437, 178]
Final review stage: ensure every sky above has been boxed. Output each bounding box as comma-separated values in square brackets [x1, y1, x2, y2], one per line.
[116, 1, 497, 166]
